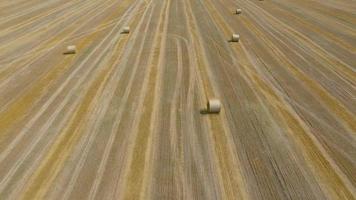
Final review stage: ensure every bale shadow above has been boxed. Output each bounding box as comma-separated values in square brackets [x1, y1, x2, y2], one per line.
[200, 108, 209, 115]
[200, 108, 220, 114]
[63, 52, 75, 55]
[228, 39, 240, 43]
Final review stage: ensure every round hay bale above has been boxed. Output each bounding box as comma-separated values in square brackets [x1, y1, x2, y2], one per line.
[122, 26, 130, 34]
[231, 34, 240, 42]
[207, 99, 221, 113]
[65, 45, 76, 54]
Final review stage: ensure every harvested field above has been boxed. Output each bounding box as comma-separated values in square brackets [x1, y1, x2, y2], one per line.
[0, 0, 355, 199]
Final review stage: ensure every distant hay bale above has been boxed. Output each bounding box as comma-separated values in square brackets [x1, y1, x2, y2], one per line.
[231, 34, 240, 42]
[207, 99, 221, 113]
[65, 45, 76, 54]
[122, 26, 130, 34]
[236, 9, 242, 14]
